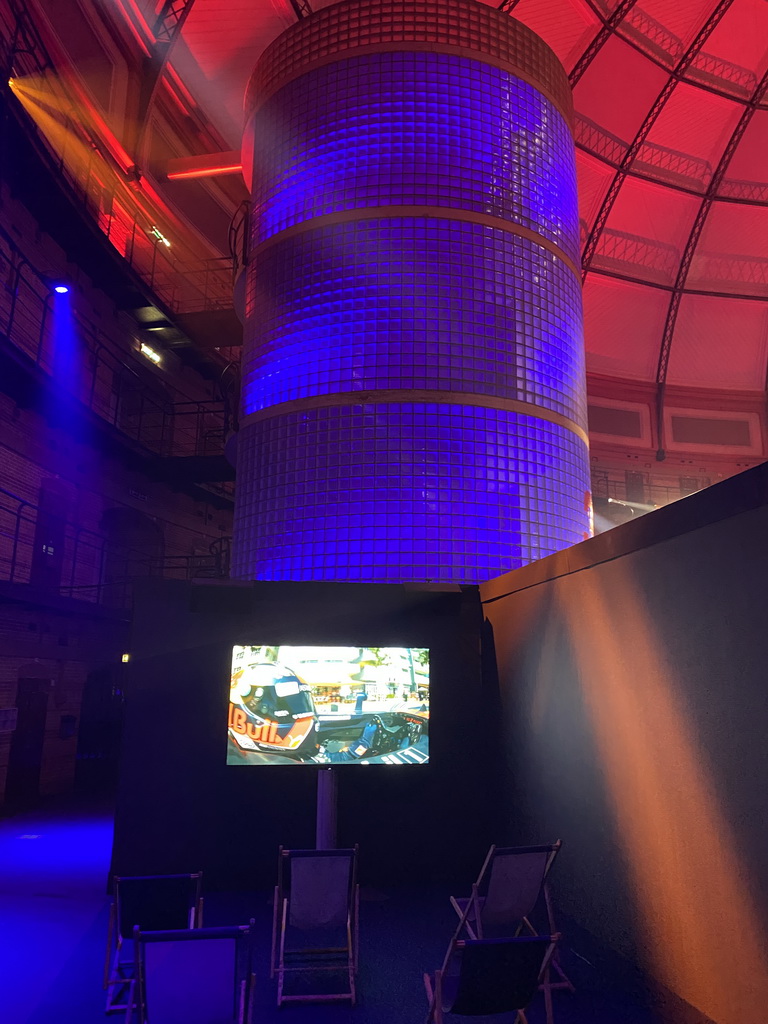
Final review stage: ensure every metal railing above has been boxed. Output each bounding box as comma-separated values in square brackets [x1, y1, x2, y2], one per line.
[719, 179, 768, 203]
[26, 108, 233, 314]
[574, 116, 713, 190]
[576, 115, 768, 207]
[623, 4, 683, 66]
[0, 484, 231, 607]
[592, 470, 703, 507]
[613, 1, 756, 98]
[633, 143, 712, 190]
[1, 0, 235, 316]
[0, 224, 234, 468]
[594, 228, 680, 283]
[689, 52, 755, 97]
[692, 252, 768, 294]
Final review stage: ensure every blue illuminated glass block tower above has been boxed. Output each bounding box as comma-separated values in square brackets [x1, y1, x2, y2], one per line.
[233, 0, 591, 583]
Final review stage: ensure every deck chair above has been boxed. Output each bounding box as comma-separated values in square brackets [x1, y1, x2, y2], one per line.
[128, 924, 254, 1024]
[104, 873, 203, 1013]
[271, 845, 359, 1006]
[450, 843, 573, 1019]
[424, 934, 560, 1024]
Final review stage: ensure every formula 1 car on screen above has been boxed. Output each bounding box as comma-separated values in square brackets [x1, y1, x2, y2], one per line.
[228, 661, 427, 764]
[315, 712, 426, 762]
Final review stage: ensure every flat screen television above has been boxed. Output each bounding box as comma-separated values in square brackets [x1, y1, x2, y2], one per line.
[227, 645, 429, 765]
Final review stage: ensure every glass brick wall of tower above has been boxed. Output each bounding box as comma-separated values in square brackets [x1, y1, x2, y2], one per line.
[234, 42, 590, 582]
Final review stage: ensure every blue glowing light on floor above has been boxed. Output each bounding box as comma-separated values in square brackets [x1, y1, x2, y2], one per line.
[0, 808, 114, 1023]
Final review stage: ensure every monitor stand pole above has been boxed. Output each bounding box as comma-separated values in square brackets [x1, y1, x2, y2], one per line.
[316, 767, 338, 849]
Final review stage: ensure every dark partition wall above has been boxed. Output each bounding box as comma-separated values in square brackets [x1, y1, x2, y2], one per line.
[111, 580, 499, 890]
[479, 463, 768, 1024]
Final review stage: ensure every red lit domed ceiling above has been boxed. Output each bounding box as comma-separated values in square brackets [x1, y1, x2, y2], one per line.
[159, 0, 768, 394]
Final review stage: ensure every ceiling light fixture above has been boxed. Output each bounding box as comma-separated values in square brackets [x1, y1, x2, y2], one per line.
[149, 225, 171, 248]
[140, 342, 162, 365]
[166, 163, 243, 181]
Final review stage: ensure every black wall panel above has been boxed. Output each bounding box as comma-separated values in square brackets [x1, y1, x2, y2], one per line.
[111, 580, 501, 890]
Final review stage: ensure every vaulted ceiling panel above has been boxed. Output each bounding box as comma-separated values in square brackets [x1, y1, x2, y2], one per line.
[667, 294, 768, 388]
[573, 34, 671, 145]
[583, 276, 671, 379]
[95, 0, 768, 400]
[593, 177, 701, 286]
[689, 202, 768, 298]
[175, 0, 294, 132]
[695, 0, 768, 83]
[720, 109, 768, 195]
[575, 150, 616, 237]
[638, 82, 743, 192]
[509, 0, 599, 72]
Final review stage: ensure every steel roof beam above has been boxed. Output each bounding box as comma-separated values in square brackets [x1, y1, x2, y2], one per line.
[588, 265, 768, 305]
[153, 0, 196, 49]
[655, 66, 768, 385]
[579, 0, 757, 108]
[132, 0, 198, 165]
[569, 0, 640, 88]
[575, 141, 768, 208]
[581, 0, 735, 282]
[287, 0, 313, 20]
[3, 0, 51, 78]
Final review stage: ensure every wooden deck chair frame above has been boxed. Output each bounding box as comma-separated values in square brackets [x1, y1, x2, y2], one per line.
[127, 923, 255, 1024]
[423, 923, 561, 1024]
[103, 872, 203, 1014]
[270, 845, 359, 1006]
[449, 842, 573, 1020]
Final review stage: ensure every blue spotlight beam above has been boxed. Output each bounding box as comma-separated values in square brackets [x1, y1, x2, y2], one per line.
[45, 287, 86, 441]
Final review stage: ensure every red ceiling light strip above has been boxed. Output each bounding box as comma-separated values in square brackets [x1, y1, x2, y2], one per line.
[166, 163, 243, 181]
[111, 0, 154, 56]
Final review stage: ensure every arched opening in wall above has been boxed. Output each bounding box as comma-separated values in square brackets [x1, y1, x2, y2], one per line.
[75, 666, 124, 795]
[5, 671, 53, 806]
[100, 507, 165, 607]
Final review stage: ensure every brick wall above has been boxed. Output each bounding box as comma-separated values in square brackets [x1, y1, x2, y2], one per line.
[0, 182, 234, 803]
[0, 599, 128, 801]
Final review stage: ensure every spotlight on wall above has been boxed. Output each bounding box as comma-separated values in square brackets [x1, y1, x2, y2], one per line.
[53, 284, 70, 294]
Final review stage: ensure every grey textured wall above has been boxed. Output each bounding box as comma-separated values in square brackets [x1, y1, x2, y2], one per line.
[480, 463, 768, 1024]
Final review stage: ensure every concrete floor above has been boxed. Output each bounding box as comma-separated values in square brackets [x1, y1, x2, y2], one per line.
[0, 800, 684, 1024]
